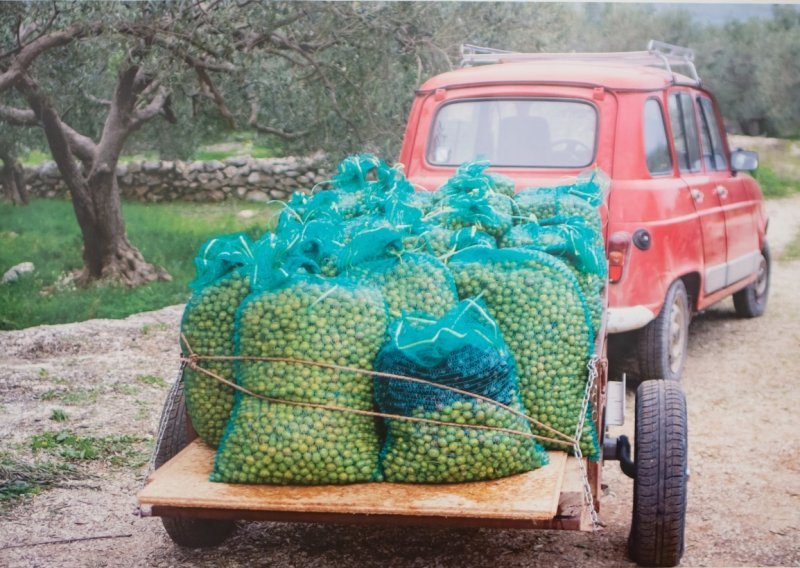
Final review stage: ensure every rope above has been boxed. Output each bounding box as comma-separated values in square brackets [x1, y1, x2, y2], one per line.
[180, 333, 577, 448]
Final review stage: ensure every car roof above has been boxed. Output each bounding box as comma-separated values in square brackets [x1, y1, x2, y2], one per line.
[419, 60, 695, 92]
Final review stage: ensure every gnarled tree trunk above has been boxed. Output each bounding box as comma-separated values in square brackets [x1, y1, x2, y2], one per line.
[0, 147, 29, 205]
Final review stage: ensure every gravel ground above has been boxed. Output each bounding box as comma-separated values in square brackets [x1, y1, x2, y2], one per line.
[1, 195, 799, 568]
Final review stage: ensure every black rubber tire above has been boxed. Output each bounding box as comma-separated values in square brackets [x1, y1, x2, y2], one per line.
[628, 381, 688, 567]
[637, 280, 690, 381]
[154, 372, 236, 548]
[733, 242, 770, 318]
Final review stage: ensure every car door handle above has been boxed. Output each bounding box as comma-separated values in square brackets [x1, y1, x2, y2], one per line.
[690, 189, 703, 202]
[715, 185, 729, 199]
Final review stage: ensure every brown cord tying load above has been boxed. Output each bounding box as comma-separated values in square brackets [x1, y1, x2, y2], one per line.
[180, 333, 580, 449]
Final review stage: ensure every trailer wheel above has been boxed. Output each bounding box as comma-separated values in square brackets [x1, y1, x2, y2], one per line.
[154, 371, 236, 548]
[733, 242, 770, 318]
[628, 380, 688, 567]
[637, 280, 689, 381]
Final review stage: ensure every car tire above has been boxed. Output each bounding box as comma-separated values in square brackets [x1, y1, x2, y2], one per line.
[628, 380, 688, 567]
[733, 242, 770, 318]
[637, 280, 690, 381]
[155, 370, 236, 548]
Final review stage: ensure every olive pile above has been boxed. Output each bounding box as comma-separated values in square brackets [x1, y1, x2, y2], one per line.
[449, 249, 599, 458]
[212, 277, 388, 484]
[431, 192, 516, 239]
[181, 270, 251, 447]
[515, 188, 602, 234]
[380, 398, 548, 483]
[344, 252, 458, 318]
[500, 224, 604, 333]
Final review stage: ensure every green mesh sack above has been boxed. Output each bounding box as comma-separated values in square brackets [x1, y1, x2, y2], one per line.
[374, 300, 549, 483]
[449, 247, 599, 459]
[489, 173, 516, 198]
[212, 273, 389, 484]
[340, 227, 458, 318]
[404, 225, 496, 258]
[514, 170, 607, 234]
[500, 218, 606, 332]
[180, 234, 262, 448]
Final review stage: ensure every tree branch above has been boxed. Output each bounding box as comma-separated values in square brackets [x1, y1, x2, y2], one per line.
[247, 98, 309, 140]
[195, 66, 235, 128]
[0, 103, 37, 126]
[0, 21, 103, 93]
[0, 102, 96, 163]
[131, 87, 176, 130]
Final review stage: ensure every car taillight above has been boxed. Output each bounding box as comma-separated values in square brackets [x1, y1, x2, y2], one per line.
[607, 231, 631, 283]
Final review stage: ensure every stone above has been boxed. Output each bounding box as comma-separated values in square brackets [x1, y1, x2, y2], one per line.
[236, 187, 248, 198]
[3, 262, 35, 284]
[209, 190, 226, 202]
[188, 161, 205, 173]
[143, 161, 161, 172]
[246, 190, 270, 202]
[223, 166, 237, 178]
[205, 160, 225, 171]
[161, 161, 175, 172]
[197, 173, 210, 184]
[247, 172, 262, 185]
[115, 164, 128, 177]
[269, 189, 288, 199]
[237, 209, 257, 219]
[224, 156, 249, 167]
[41, 162, 60, 178]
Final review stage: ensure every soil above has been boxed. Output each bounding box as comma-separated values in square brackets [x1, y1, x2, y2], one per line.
[1, 196, 799, 568]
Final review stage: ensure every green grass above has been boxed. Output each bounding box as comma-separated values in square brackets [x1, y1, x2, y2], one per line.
[136, 374, 168, 388]
[0, 452, 81, 512]
[753, 166, 800, 198]
[191, 144, 280, 162]
[49, 409, 69, 422]
[30, 430, 148, 467]
[0, 199, 280, 330]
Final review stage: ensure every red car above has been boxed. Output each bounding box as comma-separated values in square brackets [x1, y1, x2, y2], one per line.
[399, 41, 769, 382]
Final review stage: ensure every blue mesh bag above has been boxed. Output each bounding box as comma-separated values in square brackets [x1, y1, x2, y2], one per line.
[448, 247, 599, 459]
[374, 300, 549, 483]
[404, 225, 496, 258]
[212, 271, 389, 484]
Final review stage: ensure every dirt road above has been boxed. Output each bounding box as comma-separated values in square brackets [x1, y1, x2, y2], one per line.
[1, 196, 799, 567]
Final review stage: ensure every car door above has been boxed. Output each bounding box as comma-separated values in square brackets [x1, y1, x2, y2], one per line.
[667, 90, 727, 295]
[695, 95, 760, 287]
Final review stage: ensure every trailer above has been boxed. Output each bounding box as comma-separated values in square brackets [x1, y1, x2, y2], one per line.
[137, 306, 689, 567]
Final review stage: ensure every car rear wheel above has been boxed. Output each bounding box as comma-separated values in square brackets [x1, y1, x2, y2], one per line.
[733, 243, 770, 318]
[155, 370, 236, 548]
[637, 280, 690, 381]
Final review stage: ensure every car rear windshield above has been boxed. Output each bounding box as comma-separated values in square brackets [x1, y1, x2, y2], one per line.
[427, 98, 597, 168]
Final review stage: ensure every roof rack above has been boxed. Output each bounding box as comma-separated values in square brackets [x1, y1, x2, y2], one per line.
[460, 40, 700, 85]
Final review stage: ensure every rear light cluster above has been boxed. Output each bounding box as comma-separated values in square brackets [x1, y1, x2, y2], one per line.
[607, 232, 632, 283]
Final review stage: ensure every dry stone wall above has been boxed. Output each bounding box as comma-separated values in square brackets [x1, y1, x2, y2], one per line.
[22, 154, 330, 203]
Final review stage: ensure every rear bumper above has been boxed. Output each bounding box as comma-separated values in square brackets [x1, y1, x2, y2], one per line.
[607, 306, 656, 333]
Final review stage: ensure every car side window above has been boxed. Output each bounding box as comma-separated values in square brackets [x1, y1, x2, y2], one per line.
[643, 98, 672, 175]
[698, 97, 729, 171]
[668, 92, 702, 173]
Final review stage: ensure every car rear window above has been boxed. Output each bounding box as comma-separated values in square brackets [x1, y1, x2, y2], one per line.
[427, 98, 597, 168]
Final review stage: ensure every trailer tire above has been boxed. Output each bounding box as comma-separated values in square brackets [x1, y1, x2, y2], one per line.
[733, 242, 770, 318]
[628, 380, 688, 567]
[637, 280, 689, 381]
[154, 370, 236, 548]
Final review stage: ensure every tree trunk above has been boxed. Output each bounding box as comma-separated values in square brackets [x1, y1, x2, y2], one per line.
[0, 151, 29, 205]
[73, 171, 171, 287]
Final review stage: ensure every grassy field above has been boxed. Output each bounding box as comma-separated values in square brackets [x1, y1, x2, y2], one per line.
[0, 199, 279, 330]
[753, 166, 800, 198]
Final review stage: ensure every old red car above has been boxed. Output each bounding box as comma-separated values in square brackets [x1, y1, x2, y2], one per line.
[399, 41, 769, 382]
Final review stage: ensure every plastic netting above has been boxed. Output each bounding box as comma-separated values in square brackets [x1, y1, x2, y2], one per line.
[180, 234, 258, 448]
[403, 225, 496, 258]
[448, 247, 599, 459]
[499, 218, 606, 332]
[374, 300, 549, 483]
[339, 227, 458, 318]
[513, 170, 608, 234]
[428, 161, 521, 238]
[212, 274, 389, 484]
